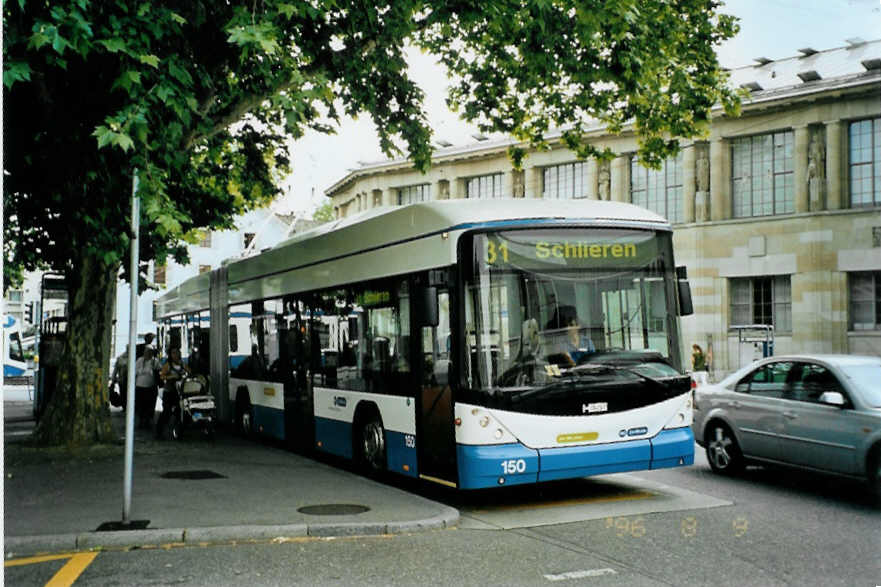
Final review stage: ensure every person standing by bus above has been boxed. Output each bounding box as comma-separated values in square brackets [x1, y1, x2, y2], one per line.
[134, 346, 159, 430]
[691, 344, 707, 372]
[154, 347, 189, 439]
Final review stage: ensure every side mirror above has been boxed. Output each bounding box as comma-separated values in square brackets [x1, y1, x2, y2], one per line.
[416, 286, 439, 327]
[677, 280, 694, 316]
[818, 391, 846, 408]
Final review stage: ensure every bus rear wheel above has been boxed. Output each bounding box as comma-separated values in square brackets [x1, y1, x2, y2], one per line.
[357, 414, 386, 474]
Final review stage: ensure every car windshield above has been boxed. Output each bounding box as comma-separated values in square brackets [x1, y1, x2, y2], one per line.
[842, 362, 881, 407]
[463, 228, 683, 404]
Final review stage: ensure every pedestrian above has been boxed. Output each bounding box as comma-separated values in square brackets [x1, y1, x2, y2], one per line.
[134, 346, 159, 430]
[136, 332, 155, 359]
[691, 344, 707, 372]
[109, 345, 129, 409]
[154, 347, 189, 439]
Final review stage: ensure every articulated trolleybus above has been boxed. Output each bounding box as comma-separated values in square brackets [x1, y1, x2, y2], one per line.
[155, 199, 695, 489]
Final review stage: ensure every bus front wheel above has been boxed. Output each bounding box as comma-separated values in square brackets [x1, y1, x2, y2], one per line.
[357, 412, 386, 474]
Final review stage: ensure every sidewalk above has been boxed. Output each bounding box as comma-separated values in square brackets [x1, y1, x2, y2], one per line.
[3, 403, 459, 557]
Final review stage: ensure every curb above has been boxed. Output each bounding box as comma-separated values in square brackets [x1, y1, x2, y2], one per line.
[4, 508, 459, 558]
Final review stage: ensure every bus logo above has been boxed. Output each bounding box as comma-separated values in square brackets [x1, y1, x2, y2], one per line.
[333, 396, 347, 408]
[583, 402, 608, 414]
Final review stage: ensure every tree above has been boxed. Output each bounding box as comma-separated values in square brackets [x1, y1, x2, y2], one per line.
[311, 202, 336, 224]
[3, 0, 739, 446]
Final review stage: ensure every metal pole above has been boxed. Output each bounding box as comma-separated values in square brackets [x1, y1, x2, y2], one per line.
[123, 173, 140, 524]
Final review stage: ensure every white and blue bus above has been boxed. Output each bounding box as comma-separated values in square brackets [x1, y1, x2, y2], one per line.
[3, 314, 28, 378]
[155, 199, 696, 489]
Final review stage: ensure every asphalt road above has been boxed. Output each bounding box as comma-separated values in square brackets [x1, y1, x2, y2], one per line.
[6, 446, 880, 587]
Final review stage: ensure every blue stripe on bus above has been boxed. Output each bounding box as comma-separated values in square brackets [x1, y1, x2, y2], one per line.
[455, 428, 694, 489]
[314, 417, 352, 459]
[253, 404, 285, 441]
[538, 439, 652, 482]
[4, 365, 25, 377]
[456, 443, 539, 490]
[385, 430, 418, 478]
[650, 427, 695, 469]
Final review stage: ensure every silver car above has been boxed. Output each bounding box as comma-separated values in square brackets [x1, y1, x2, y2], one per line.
[692, 354, 881, 495]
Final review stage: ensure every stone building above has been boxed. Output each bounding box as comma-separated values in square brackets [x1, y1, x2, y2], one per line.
[326, 40, 881, 378]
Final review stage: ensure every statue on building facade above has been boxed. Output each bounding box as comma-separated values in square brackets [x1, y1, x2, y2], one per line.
[512, 170, 525, 198]
[597, 162, 610, 201]
[694, 145, 710, 221]
[807, 130, 825, 211]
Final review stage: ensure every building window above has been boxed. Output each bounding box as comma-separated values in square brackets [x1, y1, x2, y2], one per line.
[731, 131, 794, 217]
[849, 271, 881, 330]
[543, 162, 587, 200]
[199, 232, 212, 247]
[7, 289, 23, 302]
[730, 276, 791, 333]
[244, 233, 256, 249]
[631, 153, 684, 223]
[397, 184, 431, 205]
[153, 263, 166, 286]
[199, 265, 211, 275]
[466, 173, 504, 199]
[849, 117, 880, 207]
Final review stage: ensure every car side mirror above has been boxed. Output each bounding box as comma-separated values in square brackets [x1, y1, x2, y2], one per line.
[818, 391, 846, 408]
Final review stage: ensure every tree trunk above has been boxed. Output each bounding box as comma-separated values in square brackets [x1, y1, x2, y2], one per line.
[33, 253, 118, 446]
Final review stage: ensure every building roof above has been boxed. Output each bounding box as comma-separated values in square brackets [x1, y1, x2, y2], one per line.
[326, 39, 880, 197]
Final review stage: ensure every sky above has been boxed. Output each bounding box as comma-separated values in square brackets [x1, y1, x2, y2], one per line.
[276, 0, 881, 217]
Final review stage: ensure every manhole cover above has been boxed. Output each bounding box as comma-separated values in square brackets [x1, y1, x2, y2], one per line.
[297, 504, 370, 516]
[96, 520, 150, 532]
[160, 470, 226, 480]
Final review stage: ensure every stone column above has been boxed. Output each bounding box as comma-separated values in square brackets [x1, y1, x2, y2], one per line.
[682, 142, 697, 223]
[509, 169, 525, 198]
[610, 155, 630, 202]
[794, 124, 810, 213]
[586, 159, 598, 199]
[709, 138, 729, 221]
[436, 179, 451, 200]
[382, 188, 395, 207]
[825, 120, 843, 210]
[524, 166, 541, 199]
[453, 177, 467, 199]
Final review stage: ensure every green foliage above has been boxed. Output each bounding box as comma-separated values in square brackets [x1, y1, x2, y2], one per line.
[4, 0, 740, 285]
[3, 0, 739, 442]
[311, 201, 336, 224]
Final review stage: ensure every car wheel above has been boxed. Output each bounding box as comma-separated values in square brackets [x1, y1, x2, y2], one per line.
[357, 413, 386, 474]
[705, 422, 743, 474]
[869, 447, 881, 501]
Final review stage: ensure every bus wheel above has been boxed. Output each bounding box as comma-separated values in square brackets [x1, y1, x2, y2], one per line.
[169, 412, 182, 441]
[357, 414, 386, 473]
[235, 391, 253, 439]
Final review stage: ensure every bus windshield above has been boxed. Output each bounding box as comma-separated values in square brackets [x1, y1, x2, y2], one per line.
[464, 228, 682, 400]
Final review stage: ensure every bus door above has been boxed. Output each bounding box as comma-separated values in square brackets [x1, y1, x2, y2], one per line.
[415, 285, 457, 486]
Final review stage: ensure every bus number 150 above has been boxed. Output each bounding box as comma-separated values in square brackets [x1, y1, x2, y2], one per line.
[501, 459, 527, 475]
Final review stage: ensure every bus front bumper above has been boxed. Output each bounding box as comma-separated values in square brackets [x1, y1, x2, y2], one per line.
[456, 427, 694, 490]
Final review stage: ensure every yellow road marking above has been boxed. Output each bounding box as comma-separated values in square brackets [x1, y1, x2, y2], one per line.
[46, 552, 99, 587]
[4, 554, 74, 567]
[5, 552, 99, 587]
